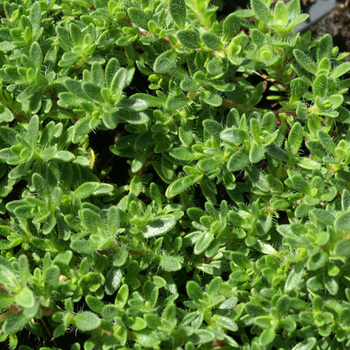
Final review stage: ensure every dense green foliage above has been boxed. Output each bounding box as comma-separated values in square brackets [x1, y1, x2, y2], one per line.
[0, 0, 350, 349]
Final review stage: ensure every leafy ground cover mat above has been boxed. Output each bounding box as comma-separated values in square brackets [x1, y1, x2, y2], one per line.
[1, 0, 350, 349]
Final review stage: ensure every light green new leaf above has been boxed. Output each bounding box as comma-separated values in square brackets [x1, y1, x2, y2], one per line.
[274, 1, 288, 25]
[330, 62, 350, 79]
[251, 0, 273, 23]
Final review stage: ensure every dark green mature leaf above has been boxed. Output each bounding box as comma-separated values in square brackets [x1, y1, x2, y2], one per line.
[3, 312, 30, 334]
[144, 215, 176, 238]
[285, 261, 304, 292]
[154, 50, 178, 73]
[75, 312, 101, 331]
[334, 212, 350, 231]
[294, 49, 317, 75]
[169, 0, 186, 28]
[177, 29, 201, 49]
[227, 150, 249, 172]
[201, 33, 223, 50]
[128, 8, 149, 29]
[166, 175, 197, 198]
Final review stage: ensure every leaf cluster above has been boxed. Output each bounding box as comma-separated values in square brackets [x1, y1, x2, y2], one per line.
[0, 0, 350, 349]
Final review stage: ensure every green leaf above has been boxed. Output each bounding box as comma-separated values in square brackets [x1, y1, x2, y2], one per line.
[29, 41, 43, 70]
[166, 175, 197, 198]
[334, 212, 350, 231]
[317, 34, 333, 61]
[154, 50, 178, 74]
[330, 62, 350, 79]
[70, 240, 99, 254]
[213, 315, 238, 331]
[81, 208, 105, 235]
[0, 106, 14, 122]
[0, 264, 21, 293]
[15, 287, 35, 309]
[307, 251, 328, 270]
[293, 49, 317, 75]
[334, 240, 350, 257]
[44, 265, 60, 296]
[288, 122, 303, 155]
[290, 78, 309, 100]
[82, 83, 103, 103]
[169, 147, 198, 161]
[220, 128, 247, 144]
[186, 281, 203, 302]
[180, 78, 200, 91]
[222, 14, 240, 42]
[227, 150, 249, 172]
[128, 7, 149, 29]
[194, 231, 214, 255]
[274, 1, 288, 25]
[110, 67, 127, 93]
[159, 255, 183, 271]
[144, 215, 176, 238]
[53, 151, 75, 162]
[313, 74, 327, 97]
[166, 94, 189, 110]
[177, 29, 201, 49]
[169, 0, 186, 28]
[251, 0, 273, 23]
[259, 328, 275, 346]
[3, 312, 30, 334]
[105, 267, 122, 295]
[311, 209, 335, 226]
[249, 143, 265, 163]
[75, 312, 101, 331]
[285, 261, 304, 292]
[318, 130, 335, 154]
[291, 338, 317, 350]
[200, 32, 223, 50]
[18, 255, 30, 285]
[200, 91, 222, 106]
[193, 329, 215, 344]
[70, 23, 83, 46]
[0, 293, 15, 309]
[198, 159, 221, 172]
[29, 2, 42, 39]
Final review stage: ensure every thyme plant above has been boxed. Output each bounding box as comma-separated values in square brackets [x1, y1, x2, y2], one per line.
[0, 0, 350, 349]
